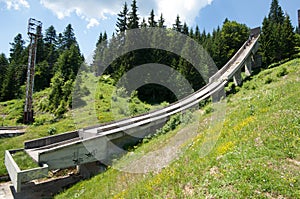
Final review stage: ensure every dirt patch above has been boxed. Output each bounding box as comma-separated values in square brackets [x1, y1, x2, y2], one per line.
[115, 123, 199, 173]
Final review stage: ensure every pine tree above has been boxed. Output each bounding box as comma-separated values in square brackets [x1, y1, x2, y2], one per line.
[0, 54, 8, 91]
[34, 26, 58, 91]
[268, 0, 284, 24]
[261, 17, 274, 65]
[158, 13, 166, 28]
[280, 15, 295, 59]
[93, 32, 108, 74]
[260, 0, 296, 66]
[36, 35, 45, 64]
[48, 43, 83, 114]
[116, 2, 129, 33]
[211, 27, 226, 68]
[9, 34, 25, 63]
[173, 15, 183, 32]
[1, 61, 19, 101]
[194, 25, 201, 42]
[182, 22, 189, 35]
[189, 28, 194, 38]
[148, 9, 157, 27]
[128, 0, 139, 29]
[2, 34, 28, 100]
[56, 33, 63, 50]
[201, 30, 207, 44]
[44, 25, 57, 45]
[56, 44, 83, 80]
[61, 24, 77, 50]
[141, 18, 147, 28]
[34, 60, 51, 91]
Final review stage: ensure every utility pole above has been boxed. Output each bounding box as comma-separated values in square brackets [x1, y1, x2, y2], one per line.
[298, 9, 300, 30]
[23, 18, 42, 124]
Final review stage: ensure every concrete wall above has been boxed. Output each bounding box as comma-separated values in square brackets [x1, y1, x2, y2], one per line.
[25, 131, 79, 149]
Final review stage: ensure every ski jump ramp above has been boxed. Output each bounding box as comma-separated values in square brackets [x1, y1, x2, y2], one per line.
[5, 28, 260, 192]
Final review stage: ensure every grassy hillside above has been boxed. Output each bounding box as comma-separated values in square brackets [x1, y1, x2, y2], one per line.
[56, 58, 300, 198]
[0, 74, 161, 176]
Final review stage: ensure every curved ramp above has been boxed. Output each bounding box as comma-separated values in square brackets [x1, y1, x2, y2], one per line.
[5, 29, 260, 192]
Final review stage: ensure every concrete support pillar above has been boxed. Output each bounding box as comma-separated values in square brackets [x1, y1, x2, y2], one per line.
[254, 54, 262, 69]
[233, 68, 242, 86]
[245, 57, 252, 76]
[77, 161, 106, 179]
[211, 85, 226, 102]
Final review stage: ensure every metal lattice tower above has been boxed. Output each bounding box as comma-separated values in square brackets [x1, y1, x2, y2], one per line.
[23, 18, 42, 124]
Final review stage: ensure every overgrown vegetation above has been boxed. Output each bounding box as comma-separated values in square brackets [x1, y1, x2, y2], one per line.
[0, 0, 297, 119]
[0, 1, 251, 115]
[55, 58, 300, 199]
[0, 73, 164, 176]
[12, 151, 38, 170]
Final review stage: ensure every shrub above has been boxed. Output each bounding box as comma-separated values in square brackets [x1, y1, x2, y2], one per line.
[276, 67, 288, 77]
[48, 127, 57, 135]
[204, 105, 214, 115]
[264, 77, 273, 84]
[33, 117, 46, 126]
[243, 82, 257, 90]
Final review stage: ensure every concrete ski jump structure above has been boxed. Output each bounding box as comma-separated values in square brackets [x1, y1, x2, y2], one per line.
[5, 28, 261, 192]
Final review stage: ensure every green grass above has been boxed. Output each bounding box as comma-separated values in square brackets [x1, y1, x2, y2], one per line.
[71, 73, 166, 128]
[12, 151, 39, 170]
[0, 73, 160, 177]
[0, 117, 76, 177]
[55, 58, 300, 198]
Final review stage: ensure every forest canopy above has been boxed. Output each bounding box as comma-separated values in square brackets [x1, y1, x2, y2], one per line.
[0, 0, 297, 118]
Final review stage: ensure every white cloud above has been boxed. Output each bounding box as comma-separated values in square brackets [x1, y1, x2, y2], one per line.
[155, 0, 213, 26]
[40, 0, 123, 28]
[87, 18, 100, 29]
[39, 0, 213, 29]
[1, 0, 30, 10]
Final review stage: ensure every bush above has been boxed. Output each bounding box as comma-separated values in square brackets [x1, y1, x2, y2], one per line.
[204, 105, 214, 115]
[243, 82, 257, 90]
[276, 67, 288, 77]
[115, 87, 128, 98]
[98, 94, 104, 100]
[99, 75, 115, 85]
[36, 97, 50, 112]
[33, 117, 46, 126]
[160, 101, 169, 107]
[48, 127, 57, 135]
[54, 100, 67, 117]
[154, 112, 193, 137]
[264, 77, 273, 84]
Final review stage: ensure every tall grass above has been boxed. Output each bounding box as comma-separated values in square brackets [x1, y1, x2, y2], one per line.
[55, 58, 300, 198]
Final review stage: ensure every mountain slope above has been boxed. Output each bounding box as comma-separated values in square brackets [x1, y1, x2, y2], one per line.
[55, 59, 300, 198]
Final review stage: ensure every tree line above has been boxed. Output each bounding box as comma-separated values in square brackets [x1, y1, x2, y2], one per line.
[260, 0, 297, 66]
[0, 24, 84, 116]
[0, 0, 298, 117]
[92, 0, 298, 104]
[93, 0, 250, 103]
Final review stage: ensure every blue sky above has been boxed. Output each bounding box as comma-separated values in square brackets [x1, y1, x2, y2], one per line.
[0, 0, 299, 61]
